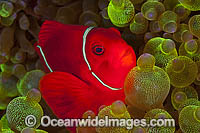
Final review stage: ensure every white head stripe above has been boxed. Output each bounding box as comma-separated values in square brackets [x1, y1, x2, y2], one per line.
[82, 27, 122, 91]
[82, 27, 93, 71]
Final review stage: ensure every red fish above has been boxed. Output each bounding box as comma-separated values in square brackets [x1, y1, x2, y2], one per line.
[35, 20, 136, 127]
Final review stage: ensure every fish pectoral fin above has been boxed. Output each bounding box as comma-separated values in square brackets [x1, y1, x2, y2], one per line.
[39, 71, 93, 119]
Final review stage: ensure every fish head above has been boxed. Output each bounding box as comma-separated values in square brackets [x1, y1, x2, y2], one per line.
[84, 27, 136, 90]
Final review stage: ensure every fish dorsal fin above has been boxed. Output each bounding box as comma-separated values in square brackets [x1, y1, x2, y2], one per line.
[109, 27, 121, 37]
[39, 72, 95, 119]
[39, 20, 64, 45]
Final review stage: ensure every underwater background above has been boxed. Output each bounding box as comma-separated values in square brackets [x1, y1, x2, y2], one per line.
[0, 0, 200, 132]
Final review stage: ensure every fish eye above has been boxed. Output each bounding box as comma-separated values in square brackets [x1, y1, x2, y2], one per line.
[92, 45, 104, 55]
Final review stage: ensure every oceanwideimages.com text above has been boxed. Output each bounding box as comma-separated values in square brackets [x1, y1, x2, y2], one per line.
[25, 115, 175, 130]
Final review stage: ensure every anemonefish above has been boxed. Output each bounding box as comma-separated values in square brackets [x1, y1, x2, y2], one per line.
[34, 20, 136, 130]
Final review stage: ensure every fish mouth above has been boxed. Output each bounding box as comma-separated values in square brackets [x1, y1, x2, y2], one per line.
[121, 47, 133, 59]
[120, 48, 135, 66]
